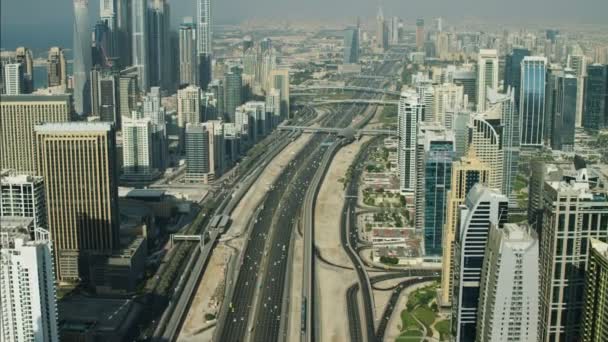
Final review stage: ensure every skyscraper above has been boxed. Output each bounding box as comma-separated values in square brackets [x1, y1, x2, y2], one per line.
[3, 63, 23, 95]
[476, 49, 499, 112]
[197, 0, 212, 89]
[550, 71, 577, 151]
[47, 47, 67, 88]
[520, 56, 547, 147]
[398, 91, 424, 195]
[0, 94, 72, 175]
[583, 64, 608, 130]
[503, 48, 530, 106]
[376, 7, 388, 51]
[35, 122, 119, 283]
[416, 18, 425, 51]
[15, 47, 34, 93]
[467, 113, 503, 190]
[452, 185, 508, 341]
[476, 223, 539, 342]
[95, 69, 120, 127]
[419, 128, 454, 257]
[567, 54, 587, 127]
[0, 227, 58, 342]
[99, 0, 117, 59]
[581, 239, 608, 342]
[122, 116, 156, 180]
[142, 87, 167, 171]
[440, 152, 489, 306]
[224, 66, 243, 122]
[148, 0, 170, 89]
[131, 0, 149, 90]
[266, 88, 281, 128]
[119, 68, 140, 120]
[538, 164, 608, 342]
[185, 121, 224, 183]
[73, 0, 93, 115]
[1, 171, 46, 231]
[179, 22, 197, 86]
[343, 27, 360, 64]
[269, 69, 290, 119]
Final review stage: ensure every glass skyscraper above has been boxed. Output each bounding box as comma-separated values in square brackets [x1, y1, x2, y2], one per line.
[504, 48, 530, 106]
[343, 27, 359, 64]
[520, 56, 547, 147]
[73, 0, 92, 115]
[423, 139, 454, 256]
[583, 64, 608, 130]
[550, 72, 577, 151]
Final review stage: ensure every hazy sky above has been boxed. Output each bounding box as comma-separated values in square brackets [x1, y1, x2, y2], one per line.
[2, 0, 607, 50]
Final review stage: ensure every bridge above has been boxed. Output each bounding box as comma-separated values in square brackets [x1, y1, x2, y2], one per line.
[311, 99, 398, 105]
[278, 126, 397, 136]
[291, 85, 401, 97]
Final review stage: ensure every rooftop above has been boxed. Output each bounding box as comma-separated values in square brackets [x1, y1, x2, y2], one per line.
[35, 121, 113, 134]
[0, 93, 71, 102]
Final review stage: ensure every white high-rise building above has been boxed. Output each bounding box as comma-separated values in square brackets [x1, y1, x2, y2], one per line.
[4, 63, 22, 95]
[452, 185, 508, 342]
[0, 227, 58, 342]
[266, 88, 281, 128]
[185, 121, 223, 183]
[177, 85, 202, 128]
[467, 113, 503, 190]
[398, 91, 424, 195]
[432, 83, 465, 125]
[196, 0, 212, 55]
[1, 171, 46, 231]
[122, 116, 155, 179]
[566, 54, 587, 127]
[476, 49, 499, 112]
[476, 223, 539, 342]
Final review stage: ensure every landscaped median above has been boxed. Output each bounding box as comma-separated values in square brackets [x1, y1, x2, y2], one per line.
[395, 282, 449, 341]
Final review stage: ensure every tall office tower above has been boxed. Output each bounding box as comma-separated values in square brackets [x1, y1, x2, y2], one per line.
[567, 54, 587, 127]
[142, 87, 167, 171]
[583, 64, 608, 130]
[266, 88, 281, 128]
[242, 101, 268, 142]
[208, 79, 225, 119]
[486, 88, 520, 200]
[476, 49, 499, 112]
[93, 20, 113, 67]
[538, 163, 608, 342]
[544, 63, 563, 144]
[453, 68, 477, 106]
[416, 18, 425, 51]
[47, 47, 67, 88]
[197, 0, 212, 89]
[185, 121, 224, 184]
[1, 171, 46, 231]
[0, 228, 58, 342]
[390, 17, 400, 45]
[582, 239, 608, 342]
[439, 152, 489, 306]
[115, 0, 131, 66]
[467, 113, 503, 190]
[223, 123, 240, 164]
[398, 91, 424, 195]
[476, 223, 539, 342]
[122, 116, 155, 179]
[148, 0, 170, 89]
[418, 128, 454, 256]
[179, 22, 197, 86]
[73, 0, 92, 115]
[95, 70, 120, 127]
[260, 49, 277, 92]
[343, 27, 360, 64]
[99, 0, 117, 59]
[435, 17, 443, 32]
[269, 69, 290, 119]
[119, 68, 140, 120]
[3, 63, 23, 95]
[451, 110, 471, 158]
[375, 7, 386, 51]
[452, 185, 508, 341]
[520, 56, 547, 147]
[432, 83, 465, 125]
[90, 67, 102, 116]
[35, 122, 119, 283]
[131, 0, 149, 90]
[0, 94, 72, 174]
[504, 48, 530, 106]
[435, 32, 449, 59]
[224, 66, 243, 122]
[15, 47, 34, 93]
[550, 71, 577, 151]
[177, 85, 201, 151]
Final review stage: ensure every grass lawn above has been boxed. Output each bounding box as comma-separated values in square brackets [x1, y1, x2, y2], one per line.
[406, 286, 436, 310]
[435, 319, 451, 341]
[396, 329, 423, 341]
[413, 306, 435, 327]
[400, 310, 421, 331]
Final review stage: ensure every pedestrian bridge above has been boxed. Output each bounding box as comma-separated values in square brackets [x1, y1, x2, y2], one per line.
[278, 126, 397, 136]
[291, 85, 401, 97]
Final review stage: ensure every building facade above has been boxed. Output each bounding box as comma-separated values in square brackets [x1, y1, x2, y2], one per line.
[35, 122, 119, 283]
[476, 49, 499, 112]
[1, 171, 46, 231]
[73, 0, 93, 115]
[398, 91, 424, 195]
[520, 56, 547, 147]
[582, 239, 608, 342]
